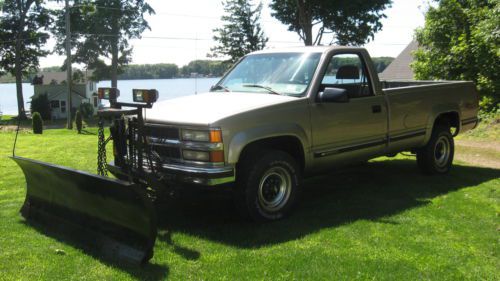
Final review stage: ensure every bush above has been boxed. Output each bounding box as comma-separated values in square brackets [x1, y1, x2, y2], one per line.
[32, 112, 43, 134]
[79, 102, 94, 119]
[75, 110, 83, 134]
[30, 93, 51, 120]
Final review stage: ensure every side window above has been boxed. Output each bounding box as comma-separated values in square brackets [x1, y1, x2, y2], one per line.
[321, 53, 372, 98]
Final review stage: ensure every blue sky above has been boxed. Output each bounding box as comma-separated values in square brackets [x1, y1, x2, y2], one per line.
[40, 0, 428, 67]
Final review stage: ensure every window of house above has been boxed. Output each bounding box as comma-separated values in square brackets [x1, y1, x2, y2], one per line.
[93, 96, 98, 107]
[50, 100, 60, 108]
[61, 101, 66, 113]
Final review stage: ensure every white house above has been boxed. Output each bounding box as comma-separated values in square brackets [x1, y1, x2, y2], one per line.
[32, 71, 100, 119]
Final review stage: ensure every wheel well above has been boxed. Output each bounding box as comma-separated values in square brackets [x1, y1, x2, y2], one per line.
[434, 112, 460, 136]
[237, 136, 305, 171]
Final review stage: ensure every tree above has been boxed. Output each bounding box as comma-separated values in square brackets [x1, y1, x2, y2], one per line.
[412, 0, 499, 112]
[270, 0, 391, 46]
[53, 0, 154, 88]
[0, 0, 50, 119]
[210, 0, 268, 63]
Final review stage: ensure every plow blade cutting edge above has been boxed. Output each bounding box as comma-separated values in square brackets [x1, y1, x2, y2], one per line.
[12, 156, 157, 264]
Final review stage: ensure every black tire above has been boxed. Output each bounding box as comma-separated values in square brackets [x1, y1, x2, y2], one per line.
[416, 124, 455, 174]
[235, 149, 301, 221]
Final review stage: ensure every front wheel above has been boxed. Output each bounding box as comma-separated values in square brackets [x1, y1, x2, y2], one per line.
[235, 150, 301, 221]
[416, 125, 454, 174]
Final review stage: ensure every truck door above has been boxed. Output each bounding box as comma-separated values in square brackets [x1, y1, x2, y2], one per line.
[309, 52, 388, 169]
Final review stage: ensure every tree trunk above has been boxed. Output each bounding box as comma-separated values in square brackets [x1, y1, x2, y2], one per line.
[111, 43, 118, 88]
[296, 0, 313, 46]
[14, 47, 26, 120]
[15, 3, 27, 120]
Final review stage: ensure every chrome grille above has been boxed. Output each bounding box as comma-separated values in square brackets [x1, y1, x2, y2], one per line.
[144, 125, 179, 140]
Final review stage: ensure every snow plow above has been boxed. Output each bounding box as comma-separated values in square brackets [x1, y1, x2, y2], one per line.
[12, 88, 161, 264]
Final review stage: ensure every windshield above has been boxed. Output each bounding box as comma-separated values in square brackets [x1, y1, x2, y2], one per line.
[214, 52, 322, 97]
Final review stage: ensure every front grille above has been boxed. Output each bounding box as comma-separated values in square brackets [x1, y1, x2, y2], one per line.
[151, 145, 181, 159]
[144, 125, 179, 140]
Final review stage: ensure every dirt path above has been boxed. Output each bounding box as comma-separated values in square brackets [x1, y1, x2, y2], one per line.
[455, 139, 500, 169]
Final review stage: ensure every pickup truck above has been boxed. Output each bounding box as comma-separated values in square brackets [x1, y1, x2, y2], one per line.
[117, 46, 479, 221]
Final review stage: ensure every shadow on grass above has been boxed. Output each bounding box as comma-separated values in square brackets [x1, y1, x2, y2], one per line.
[22, 220, 169, 281]
[156, 159, 500, 248]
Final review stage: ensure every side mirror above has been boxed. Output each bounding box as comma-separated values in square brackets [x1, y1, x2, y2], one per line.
[318, 87, 349, 103]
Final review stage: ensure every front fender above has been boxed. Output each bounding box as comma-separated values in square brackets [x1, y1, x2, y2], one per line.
[226, 123, 310, 165]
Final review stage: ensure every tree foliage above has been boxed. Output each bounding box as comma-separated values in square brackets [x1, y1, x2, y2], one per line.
[31, 111, 43, 134]
[53, 0, 154, 87]
[270, 0, 391, 46]
[30, 93, 51, 120]
[119, 63, 179, 79]
[413, 0, 499, 112]
[210, 0, 268, 63]
[0, 0, 51, 119]
[180, 60, 231, 77]
[75, 110, 82, 133]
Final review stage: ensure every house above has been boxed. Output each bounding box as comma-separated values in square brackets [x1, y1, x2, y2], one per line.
[379, 40, 419, 80]
[32, 71, 100, 119]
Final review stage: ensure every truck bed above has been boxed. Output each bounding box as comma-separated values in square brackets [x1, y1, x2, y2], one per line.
[380, 80, 467, 89]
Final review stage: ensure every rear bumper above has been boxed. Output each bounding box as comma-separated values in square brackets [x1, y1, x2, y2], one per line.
[108, 162, 235, 186]
[461, 117, 479, 132]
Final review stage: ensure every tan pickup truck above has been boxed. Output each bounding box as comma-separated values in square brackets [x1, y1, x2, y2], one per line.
[141, 46, 479, 221]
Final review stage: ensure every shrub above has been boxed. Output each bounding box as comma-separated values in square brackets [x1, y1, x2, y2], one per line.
[75, 110, 83, 134]
[32, 112, 43, 134]
[30, 93, 51, 120]
[79, 102, 94, 119]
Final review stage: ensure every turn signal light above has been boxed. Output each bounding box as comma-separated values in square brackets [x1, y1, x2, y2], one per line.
[133, 89, 159, 104]
[98, 87, 120, 100]
[209, 150, 225, 163]
[209, 130, 223, 143]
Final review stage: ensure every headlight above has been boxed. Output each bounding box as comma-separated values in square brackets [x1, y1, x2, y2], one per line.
[182, 150, 225, 163]
[183, 150, 210, 161]
[182, 129, 209, 142]
[182, 129, 222, 143]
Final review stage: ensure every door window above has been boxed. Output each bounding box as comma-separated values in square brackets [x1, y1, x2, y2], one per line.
[321, 54, 373, 98]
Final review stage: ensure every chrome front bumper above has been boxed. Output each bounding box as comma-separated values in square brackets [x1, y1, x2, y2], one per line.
[160, 163, 235, 186]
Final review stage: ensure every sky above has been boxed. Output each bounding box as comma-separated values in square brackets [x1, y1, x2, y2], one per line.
[39, 0, 429, 68]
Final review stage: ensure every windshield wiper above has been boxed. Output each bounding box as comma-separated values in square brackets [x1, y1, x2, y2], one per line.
[243, 84, 282, 95]
[211, 84, 231, 92]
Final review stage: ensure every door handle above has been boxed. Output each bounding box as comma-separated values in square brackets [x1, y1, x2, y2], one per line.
[372, 105, 382, 113]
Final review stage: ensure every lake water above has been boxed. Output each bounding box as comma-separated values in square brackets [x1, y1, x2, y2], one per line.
[0, 78, 221, 115]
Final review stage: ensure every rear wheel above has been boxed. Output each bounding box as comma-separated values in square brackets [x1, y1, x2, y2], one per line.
[416, 125, 454, 174]
[235, 150, 301, 221]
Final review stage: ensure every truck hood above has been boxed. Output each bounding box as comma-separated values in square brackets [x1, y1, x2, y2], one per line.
[145, 92, 297, 125]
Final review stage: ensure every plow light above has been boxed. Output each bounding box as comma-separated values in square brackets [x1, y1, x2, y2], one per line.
[98, 87, 120, 100]
[133, 89, 159, 104]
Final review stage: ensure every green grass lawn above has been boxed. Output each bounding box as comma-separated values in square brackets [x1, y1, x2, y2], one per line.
[0, 128, 499, 280]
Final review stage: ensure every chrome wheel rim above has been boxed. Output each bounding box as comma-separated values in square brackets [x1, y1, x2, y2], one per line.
[434, 136, 450, 168]
[258, 166, 292, 212]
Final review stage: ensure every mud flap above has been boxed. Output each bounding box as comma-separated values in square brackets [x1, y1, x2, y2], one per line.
[11, 156, 157, 264]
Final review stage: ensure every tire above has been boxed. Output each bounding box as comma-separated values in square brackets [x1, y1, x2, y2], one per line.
[235, 149, 301, 221]
[416, 124, 454, 174]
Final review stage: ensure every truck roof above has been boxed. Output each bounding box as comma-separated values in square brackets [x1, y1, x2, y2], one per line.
[249, 45, 367, 55]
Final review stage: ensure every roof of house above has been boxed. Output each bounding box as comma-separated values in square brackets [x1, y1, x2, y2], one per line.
[33, 70, 95, 86]
[379, 41, 419, 80]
